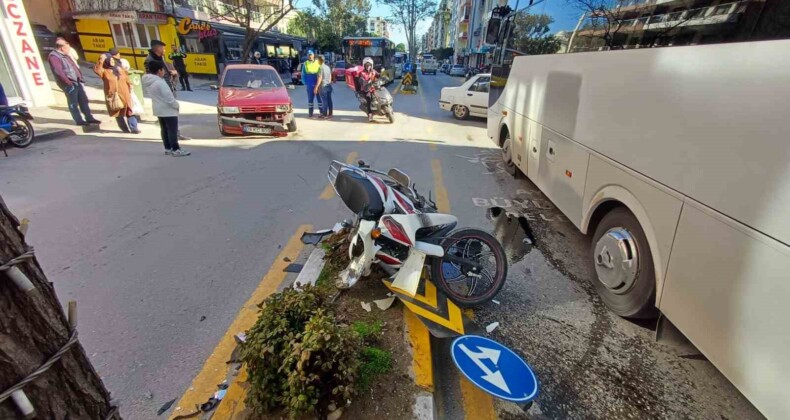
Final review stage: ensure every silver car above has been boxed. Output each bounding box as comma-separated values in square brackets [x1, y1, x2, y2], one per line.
[449, 64, 466, 77]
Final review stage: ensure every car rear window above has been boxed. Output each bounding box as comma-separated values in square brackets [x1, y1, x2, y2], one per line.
[222, 69, 284, 89]
[336, 62, 345, 68]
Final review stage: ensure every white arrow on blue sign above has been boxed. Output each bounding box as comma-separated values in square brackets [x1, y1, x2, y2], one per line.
[451, 335, 539, 403]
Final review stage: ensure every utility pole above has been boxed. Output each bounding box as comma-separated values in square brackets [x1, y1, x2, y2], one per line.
[0, 196, 117, 419]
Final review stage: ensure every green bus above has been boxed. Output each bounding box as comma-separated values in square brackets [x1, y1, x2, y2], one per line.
[341, 37, 396, 82]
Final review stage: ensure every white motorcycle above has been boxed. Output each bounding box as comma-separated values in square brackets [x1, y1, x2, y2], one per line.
[306, 160, 507, 308]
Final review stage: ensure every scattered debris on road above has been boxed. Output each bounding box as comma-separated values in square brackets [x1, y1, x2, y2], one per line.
[485, 322, 500, 333]
[156, 398, 176, 415]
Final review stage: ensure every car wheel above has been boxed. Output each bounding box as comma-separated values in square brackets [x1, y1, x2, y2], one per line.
[453, 105, 469, 120]
[217, 116, 230, 136]
[591, 207, 659, 319]
[501, 132, 517, 176]
[287, 118, 297, 133]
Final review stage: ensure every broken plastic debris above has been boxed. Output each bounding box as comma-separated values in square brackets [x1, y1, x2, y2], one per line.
[234, 332, 247, 344]
[523, 238, 533, 245]
[373, 296, 396, 310]
[214, 389, 227, 401]
[283, 263, 304, 273]
[283, 256, 292, 262]
[361, 302, 372, 312]
[491, 299, 500, 305]
[332, 223, 344, 232]
[485, 322, 500, 333]
[156, 398, 176, 415]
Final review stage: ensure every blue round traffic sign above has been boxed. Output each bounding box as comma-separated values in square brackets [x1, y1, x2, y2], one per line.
[451, 335, 539, 403]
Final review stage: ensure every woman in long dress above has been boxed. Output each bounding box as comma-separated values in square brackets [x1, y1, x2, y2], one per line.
[94, 50, 139, 134]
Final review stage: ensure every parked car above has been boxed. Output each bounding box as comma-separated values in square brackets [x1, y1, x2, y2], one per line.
[441, 64, 451, 74]
[449, 64, 467, 77]
[439, 73, 490, 120]
[217, 64, 296, 136]
[333, 61, 347, 81]
[31, 23, 57, 57]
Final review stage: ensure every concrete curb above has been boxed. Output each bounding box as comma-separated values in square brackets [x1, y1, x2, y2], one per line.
[36, 128, 77, 142]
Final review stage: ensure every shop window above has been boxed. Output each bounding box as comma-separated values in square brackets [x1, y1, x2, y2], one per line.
[111, 22, 160, 49]
[136, 24, 159, 49]
[112, 23, 130, 48]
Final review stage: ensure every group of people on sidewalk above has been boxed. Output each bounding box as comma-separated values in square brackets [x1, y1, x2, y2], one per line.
[47, 38, 190, 156]
[301, 50, 334, 119]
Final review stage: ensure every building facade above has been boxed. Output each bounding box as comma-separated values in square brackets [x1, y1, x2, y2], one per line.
[367, 17, 390, 39]
[1, 0, 55, 106]
[570, 0, 784, 52]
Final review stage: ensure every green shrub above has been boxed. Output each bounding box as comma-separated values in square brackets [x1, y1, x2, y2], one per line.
[358, 346, 392, 391]
[241, 285, 361, 418]
[352, 320, 383, 342]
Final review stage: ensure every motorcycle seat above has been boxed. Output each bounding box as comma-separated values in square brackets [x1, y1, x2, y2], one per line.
[335, 170, 385, 220]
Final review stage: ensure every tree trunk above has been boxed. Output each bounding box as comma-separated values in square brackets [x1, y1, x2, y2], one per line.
[0, 196, 117, 419]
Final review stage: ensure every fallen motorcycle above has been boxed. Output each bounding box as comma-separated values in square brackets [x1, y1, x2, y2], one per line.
[305, 160, 507, 308]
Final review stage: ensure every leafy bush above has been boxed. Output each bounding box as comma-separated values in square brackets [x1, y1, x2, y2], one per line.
[352, 320, 383, 341]
[358, 347, 392, 391]
[241, 285, 361, 418]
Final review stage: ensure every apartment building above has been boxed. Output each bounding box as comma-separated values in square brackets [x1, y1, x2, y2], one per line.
[367, 17, 390, 39]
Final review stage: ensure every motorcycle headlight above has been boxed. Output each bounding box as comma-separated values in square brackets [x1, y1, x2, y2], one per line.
[275, 104, 291, 113]
[220, 106, 240, 114]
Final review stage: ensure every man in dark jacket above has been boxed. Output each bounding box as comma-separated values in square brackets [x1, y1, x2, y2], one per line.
[168, 45, 191, 91]
[145, 40, 190, 140]
[47, 39, 100, 126]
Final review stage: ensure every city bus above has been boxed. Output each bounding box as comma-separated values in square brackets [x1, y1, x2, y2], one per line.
[484, 1, 790, 418]
[393, 52, 408, 78]
[342, 37, 396, 82]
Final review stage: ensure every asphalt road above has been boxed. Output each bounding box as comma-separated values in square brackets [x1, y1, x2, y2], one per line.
[0, 72, 762, 419]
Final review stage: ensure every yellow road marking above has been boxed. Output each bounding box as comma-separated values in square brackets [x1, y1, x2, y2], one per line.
[169, 224, 312, 419]
[431, 158, 496, 419]
[431, 159, 451, 213]
[460, 376, 497, 420]
[320, 151, 358, 199]
[404, 308, 434, 391]
[392, 79, 403, 97]
[359, 133, 370, 143]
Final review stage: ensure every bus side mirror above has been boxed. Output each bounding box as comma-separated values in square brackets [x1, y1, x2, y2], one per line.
[485, 15, 502, 45]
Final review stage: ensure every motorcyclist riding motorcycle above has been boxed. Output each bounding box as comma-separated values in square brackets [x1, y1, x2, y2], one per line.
[356, 57, 378, 123]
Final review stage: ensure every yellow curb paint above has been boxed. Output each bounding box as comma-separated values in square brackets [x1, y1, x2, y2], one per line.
[404, 308, 434, 392]
[169, 224, 312, 419]
[431, 158, 497, 419]
[320, 151, 358, 199]
[212, 368, 249, 419]
[392, 79, 403, 97]
[460, 376, 497, 420]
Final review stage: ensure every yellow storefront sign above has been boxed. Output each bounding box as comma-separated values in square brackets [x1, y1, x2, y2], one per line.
[185, 53, 217, 75]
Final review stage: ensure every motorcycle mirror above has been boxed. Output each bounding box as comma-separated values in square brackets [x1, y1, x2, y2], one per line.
[357, 159, 369, 168]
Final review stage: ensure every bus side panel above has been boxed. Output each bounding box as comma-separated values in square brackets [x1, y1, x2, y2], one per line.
[661, 202, 790, 419]
[583, 155, 684, 300]
[535, 128, 590, 228]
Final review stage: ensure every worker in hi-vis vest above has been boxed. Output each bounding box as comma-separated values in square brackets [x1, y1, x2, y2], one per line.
[302, 50, 321, 118]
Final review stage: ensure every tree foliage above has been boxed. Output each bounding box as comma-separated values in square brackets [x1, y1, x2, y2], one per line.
[429, 47, 454, 60]
[200, 0, 294, 63]
[395, 43, 406, 52]
[286, 0, 370, 52]
[382, 0, 436, 59]
[508, 13, 562, 55]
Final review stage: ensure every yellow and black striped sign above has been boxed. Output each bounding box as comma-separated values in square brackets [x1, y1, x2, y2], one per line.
[384, 278, 483, 338]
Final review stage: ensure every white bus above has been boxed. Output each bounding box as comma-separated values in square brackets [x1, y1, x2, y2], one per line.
[485, 1, 790, 418]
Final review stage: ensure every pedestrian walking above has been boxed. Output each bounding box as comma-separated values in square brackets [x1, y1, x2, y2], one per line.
[316, 56, 333, 119]
[302, 50, 321, 118]
[119, 58, 145, 120]
[250, 51, 264, 65]
[145, 40, 191, 140]
[94, 51, 139, 133]
[142, 61, 190, 156]
[47, 39, 100, 126]
[169, 45, 191, 91]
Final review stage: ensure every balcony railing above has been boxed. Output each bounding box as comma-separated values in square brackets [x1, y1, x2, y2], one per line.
[615, 1, 746, 31]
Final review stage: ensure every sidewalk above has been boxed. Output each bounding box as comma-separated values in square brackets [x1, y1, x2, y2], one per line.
[30, 61, 218, 141]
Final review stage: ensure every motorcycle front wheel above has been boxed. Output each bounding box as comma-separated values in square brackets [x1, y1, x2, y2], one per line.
[430, 228, 507, 308]
[9, 116, 34, 148]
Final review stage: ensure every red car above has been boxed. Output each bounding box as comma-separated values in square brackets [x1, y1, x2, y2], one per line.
[291, 62, 303, 85]
[333, 61, 346, 81]
[217, 64, 296, 136]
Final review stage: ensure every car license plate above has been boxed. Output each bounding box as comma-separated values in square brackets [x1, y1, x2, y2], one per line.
[244, 126, 272, 134]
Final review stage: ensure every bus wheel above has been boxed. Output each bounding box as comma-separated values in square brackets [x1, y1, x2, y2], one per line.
[501, 133, 517, 176]
[591, 207, 658, 319]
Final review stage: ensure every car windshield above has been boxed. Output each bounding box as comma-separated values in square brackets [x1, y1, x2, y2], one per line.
[222, 69, 283, 89]
[453, 65, 463, 69]
[335, 62, 345, 69]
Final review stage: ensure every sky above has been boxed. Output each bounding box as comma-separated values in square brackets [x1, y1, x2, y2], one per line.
[294, 0, 583, 47]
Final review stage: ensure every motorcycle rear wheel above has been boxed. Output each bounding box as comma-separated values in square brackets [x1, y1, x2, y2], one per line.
[430, 228, 507, 308]
[384, 106, 394, 124]
[9, 117, 34, 148]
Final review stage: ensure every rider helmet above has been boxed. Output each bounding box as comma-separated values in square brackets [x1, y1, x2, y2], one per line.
[363, 57, 374, 70]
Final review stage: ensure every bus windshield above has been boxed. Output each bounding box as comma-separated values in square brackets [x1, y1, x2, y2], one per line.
[342, 37, 396, 80]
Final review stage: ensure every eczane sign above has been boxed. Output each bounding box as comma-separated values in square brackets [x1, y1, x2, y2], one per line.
[0, 0, 54, 106]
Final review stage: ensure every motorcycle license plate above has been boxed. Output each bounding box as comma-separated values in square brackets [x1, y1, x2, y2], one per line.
[244, 126, 272, 134]
[391, 248, 426, 297]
